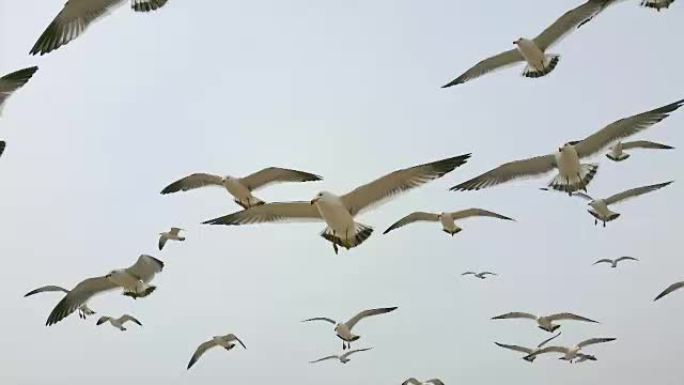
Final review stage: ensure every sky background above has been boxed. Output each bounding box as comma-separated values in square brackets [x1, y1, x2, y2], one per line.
[1, 1, 683, 384]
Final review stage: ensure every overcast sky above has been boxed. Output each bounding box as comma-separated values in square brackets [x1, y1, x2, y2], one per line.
[1, 1, 683, 384]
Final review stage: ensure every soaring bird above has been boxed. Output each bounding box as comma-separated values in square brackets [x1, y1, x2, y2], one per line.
[158, 227, 185, 250]
[30, 0, 169, 55]
[0, 66, 39, 115]
[204, 155, 471, 254]
[451, 99, 683, 194]
[309, 348, 373, 365]
[24, 285, 96, 319]
[402, 378, 445, 385]
[523, 337, 616, 363]
[495, 332, 562, 362]
[492, 312, 598, 333]
[462, 271, 498, 279]
[96, 314, 142, 331]
[302, 307, 398, 350]
[383, 209, 513, 236]
[640, 0, 676, 11]
[161, 167, 322, 209]
[654, 281, 684, 301]
[593, 256, 639, 268]
[606, 140, 674, 162]
[187, 334, 246, 370]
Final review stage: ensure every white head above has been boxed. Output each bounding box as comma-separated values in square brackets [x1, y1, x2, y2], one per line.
[310, 191, 334, 205]
[513, 38, 523, 45]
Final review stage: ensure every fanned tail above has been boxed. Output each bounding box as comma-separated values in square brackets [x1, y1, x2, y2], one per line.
[523, 55, 560, 78]
[548, 164, 598, 193]
[320, 223, 374, 250]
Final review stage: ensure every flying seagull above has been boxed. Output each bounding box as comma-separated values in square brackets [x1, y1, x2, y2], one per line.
[24, 285, 96, 319]
[402, 378, 445, 385]
[161, 167, 323, 209]
[187, 333, 246, 370]
[302, 307, 398, 350]
[492, 312, 598, 333]
[641, 0, 676, 10]
[383, 209, 514, 236]
[569, 181, 673, 227]
[0, 141, 5, 158]
[451, 99, 683, 194]
[309, 348, 373, 365]
[593, 256, 639, 268]
[606, 140, 674, 161]
[523, 337, 616, 363]
[654, 281, 684, 301]
[204, 154, 471, 254]
[495, 332, 562, 362]
[30, 0, 169, 55]
[96, 314, 142, 331]
[442, 0, 614, 87]
[159, 227, 185, 250]
[45, 254, 163, 326]
[462, 271, 497, 279]
[0, 66, 39, 115]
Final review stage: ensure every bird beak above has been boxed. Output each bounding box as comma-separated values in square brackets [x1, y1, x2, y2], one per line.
[310, 198, 319, 205]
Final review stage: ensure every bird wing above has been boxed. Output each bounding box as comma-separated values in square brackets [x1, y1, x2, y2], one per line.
[341, 347, 373, 359]
[494, 342, 534, 354]
[546, 313, 598, 323]
[491, 312, 537, 321]
[0, 67, 39, 113]
[441, 49, 523, 88]
[449, 208, 514, 221]
[382, 212, 440, 234]
[24, 285, 70, 297]
[0, 141, 5, 157]
[528, 346, 570, 357]
[160, 173, 225, 194]
[46, 276, 119, 326]
[426, 379, 445, 385]
[120, 314, 142, 326]
[341, 154, 471, 216]
[593, 259, 613, 265]
[577, 337, 615, 348]
[202, 202, 321, 225]
[187, 340, 219, 370]
[96, 316, 111, 325]
[302, 317, 337, 325]
[239, 167, 322, 191]
[604, 181, 673, 205]
[620, 140, 674, 150]
[573, 99, 684, 158]
[170, 227, 182, 234]
[480, 272, 497, 276]
[533, 0, 611, 51]
[615, 256, 639, 263]
[402, 378, 422, 385]
[309, 355, 339, 364]
[158, 235, 168, 251]
[570, 192, 595, 201]
[538, 332, 562, 348]
[450, 154, 557, 191]
[345, 307, 398, 330]
[126, 254, 164, 283]
[462, 272, 477, 276]
[654, 281, 684, 301]
[131, 0, 169, 12]
[225, 334, 247, 349]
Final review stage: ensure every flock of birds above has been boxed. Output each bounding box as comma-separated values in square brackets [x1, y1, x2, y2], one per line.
[0, 0, 681, 381]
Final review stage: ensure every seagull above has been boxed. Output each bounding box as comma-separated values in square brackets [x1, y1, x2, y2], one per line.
[30, 0, 169, 55]
[187, 333, 246, 370]
[492, 312, 598, 332]
[302, 307, 398, 350]
[96, 314, 142, 331]
[569, 181, 673, 227]
[24, 285, 96, 319]
[0, 141, 5, 158]
[383, 209, 514, 236]
[309, 347, 373, 365]
[441, 0, 614, 87]
[593, 256, 639, 268]
[0, 66, 39, 115]
[158, 227, 185, 250]
[495, 332, 562, 362]
[523, 337, 616, 363]
[45, 254, 163, 326]
[203, 154, 471, 254]
[462, 271, 497, 279]
[161, 167, 323, 209]
[654, 281, 684, 301]
[451, 99, 684, 194]
[606, 140, 674, 161]
[641, 0, 676, 10]
[402, 378, 445, 385]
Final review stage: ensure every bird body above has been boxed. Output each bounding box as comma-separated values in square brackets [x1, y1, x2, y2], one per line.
[96, 314, 142, 331]
[462, 271, 497, 279]
[187, 333, 246, 370]
[158, 227, 185, 250]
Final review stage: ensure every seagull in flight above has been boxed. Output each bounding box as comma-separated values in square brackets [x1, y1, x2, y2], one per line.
[187, 333, 246, 370]
[309, 347, 373, 365]
[606, 140, 674, 162]
[96, 314, 142, 331]
[158, 227, 185, 250]
[640, 0, 676, 11]
[654, 281, 684, 301]
[302, 307, 398, 350]
[593, 256, 639, 268]
[24, 285, 96, 319]
[383, 208, 513, 237]
[462, 271, 497, 279]
[492, 312, 599, 333]
[495, 332, 562, 362]
[402, 378, 445, 385]
[523, 337, 616, 363]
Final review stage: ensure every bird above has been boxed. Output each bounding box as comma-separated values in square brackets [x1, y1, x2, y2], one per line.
[495, 332, 562, 362]
[302, 307, 398, 350]
[383, 208, 514, 236]
[451, 99, 684, 194]
[654, 281, 684, 301]
[0, 66, 39, 115]
[0, 141, 5, 158]
[96, 314, 142, 331]
[640, 0, 676, 11]
[569, 181, 673, 227]
[309, 347, 373, 365]
[441, 0, 613, 87]
[462, 271, 497, 279]
[24, 285, 96, 319]
[161, 167, 323, 209]
[606, 140, 674, 161]
[187, 334, 246, 370]
[30, 0, 169, 56]
[158, 227, 185, 250]
[45, 254, 164, 326]
[402, 378, 445, 385]
[492, 312, 598, 332]
[523, 337, 616, 363]
[593, 256, 639, 268]
[203, 154, 471, 254]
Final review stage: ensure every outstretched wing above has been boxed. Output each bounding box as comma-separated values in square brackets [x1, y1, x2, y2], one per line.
[450, 155, 556, 191]
[527, 345, 569, 358]
[604, 181, 673, 205]
[341, 347, 373, 359]
[621, 140, 674, 151]
[24, 285, 70, 297]
[239, 167, 322, 191]
[187, 340, 218, 370]
[96, 316, 111, 325]
[120, 314, 142, 326]
[225, 334, 247, 349]
[495, 342, 534, 354]
[491, 312, 537, 321]
[302, 317, 337, 325]
[0, 67, 39, 113]
[593, 259, 613, 265]
[577, 337, 615, 348]
[450, 208, 514, 221]
[203, 202, 321, 225]
[383, 212, 440, 234]
[615, 256, 639, 263]
[131, 0, 169, 12]
[546, 313, 598, 323]
[654, 281, 684, 301]
[441, 49, 523, 88]
[158, 235, 168, 251]
[538, 332, 562, 348]
[533, 0, 610, 51]
[126, 254, 164, 283]
[46, 276, 119, 326]
[346, 307, 398, 329]
[426, 379, 445, 385]
[309, 355, 339, 364]
[160, 173, 224, 194]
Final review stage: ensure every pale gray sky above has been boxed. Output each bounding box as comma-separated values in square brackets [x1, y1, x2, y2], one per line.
[1, 1, 683, 384]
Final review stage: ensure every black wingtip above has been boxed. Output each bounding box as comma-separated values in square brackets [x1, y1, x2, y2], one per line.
[441, 78, 463, 88]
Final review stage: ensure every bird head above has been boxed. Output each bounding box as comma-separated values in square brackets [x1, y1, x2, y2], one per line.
[311, 191, 331, 205]
[513, 38, 523, 45]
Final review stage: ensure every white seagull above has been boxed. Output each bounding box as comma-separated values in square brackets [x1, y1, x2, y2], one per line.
[495, 332, 562, 362]
[309, 347, 373, 365]
[402, 378, 445, 385]
[640, 0, 676, 10]
[0, 66, 39, 115]
[45, 254, 163, 326]
[462, 271, 497, 279]
[606, 140, 674, 161]
[523, 337, 616, 363]
[451, 99, 683, 194]
[570, 181, 673, 227]
[593, 256, 639, 268]
[24, 285, 96, 319]
[383, 208, 514, 236]
[654, 281, 684, 301]
[158, 227, 185, 250]
[161, 167, 323, 209]
[30, 0, 169, 55]
[302, 307, 398, 350]
[187, 333, 246, 370]
[96, 314, 142, 331]
[492, 312, 598, 333]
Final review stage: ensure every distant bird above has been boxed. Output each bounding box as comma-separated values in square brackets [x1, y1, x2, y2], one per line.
[492, 312, 598, 332]
[462, 271, 497, 279]
[523, 337, 616, 363]
[0, 66, 39, 115]
[45, 255, 163, 326]
[30, 0, 169, 56]
[303, 307, 398, 350]
[159, 227, 185, 250]
[641, 0, 676, 10]
[161, 167, 322, 209]
[204, 155, 471, 254]
[383, 208, 514, 236]
[96, 314, 142, 331]
[309, 348, 373, 365]
[442, 0, 613, 87]
[0, 141, 5, 158]
[606, 140, 674, 161]
[402, 378, 445, 385]
[187, 333, 246, 370]
[654, 281, 684, 301]
[451, 99, 683, 194]
[495, 332, 562, 362]
[24, 285, 96, 319]
[570, 181, 673, 227]
[593, 256, 639, 268]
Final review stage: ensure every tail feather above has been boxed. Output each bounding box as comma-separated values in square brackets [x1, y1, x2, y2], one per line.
[606, 153, 630, 162]
[320, 223, 374, 250]
[523, 55, 560, 78]
[548, 164, 598, 193]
